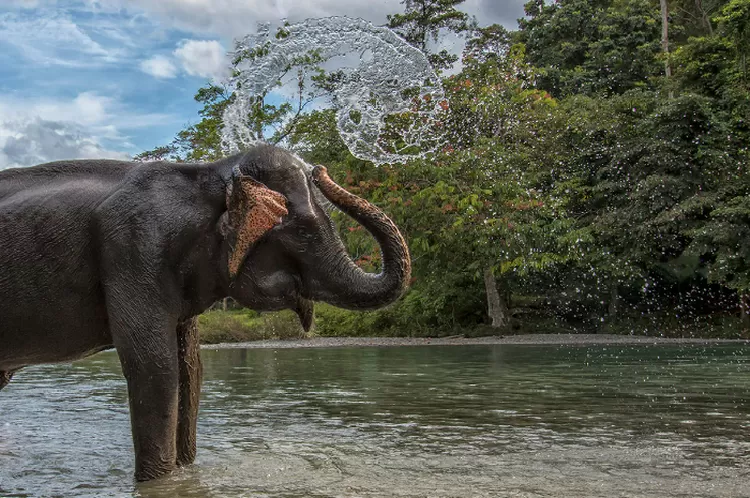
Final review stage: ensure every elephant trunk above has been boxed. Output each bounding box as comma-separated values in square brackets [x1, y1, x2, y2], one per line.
[309, 166, 411, 310]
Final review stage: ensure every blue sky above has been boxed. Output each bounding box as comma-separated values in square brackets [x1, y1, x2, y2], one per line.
[0, 0, 525, 169]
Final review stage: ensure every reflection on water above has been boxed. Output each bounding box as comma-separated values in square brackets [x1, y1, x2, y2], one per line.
[1, 344, 749, 497]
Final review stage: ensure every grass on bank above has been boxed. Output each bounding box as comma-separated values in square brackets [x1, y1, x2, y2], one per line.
[197, 303, 439, 343]
[197, 303, 750, 344]
[196, 304, 410, 343]
[197, 309, 303, 344]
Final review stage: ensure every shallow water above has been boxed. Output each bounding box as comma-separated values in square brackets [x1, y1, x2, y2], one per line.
[1, 344, 749, 497]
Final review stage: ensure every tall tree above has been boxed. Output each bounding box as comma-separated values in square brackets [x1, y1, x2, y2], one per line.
[715, 0, 750, 82]
[519, 0, 663, 97]
[387, 0, 473, 70]
[135, 84, 232, 162]
[670, 0, 723, 36]
[136, 29, 338, 162]
[662, 0, 673, 80]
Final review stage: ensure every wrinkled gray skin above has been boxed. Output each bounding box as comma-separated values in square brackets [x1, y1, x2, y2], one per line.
[0, 145, 410, 481]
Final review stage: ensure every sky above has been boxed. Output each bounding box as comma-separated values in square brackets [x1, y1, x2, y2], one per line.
[0, 0, 527, 169]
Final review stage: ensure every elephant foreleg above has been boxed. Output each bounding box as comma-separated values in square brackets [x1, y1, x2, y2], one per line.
[176, 317, 202, 467]
[108, 302, 180, 482]
[0, 370, 14, 391]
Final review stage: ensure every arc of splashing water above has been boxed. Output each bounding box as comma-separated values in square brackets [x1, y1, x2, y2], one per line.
[221, 16, 446, 165]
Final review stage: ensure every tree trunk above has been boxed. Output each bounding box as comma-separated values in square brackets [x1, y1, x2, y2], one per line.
[741, 294, 750, 329]
[661, 0, 672, 80]
[484, 267, 509, 329]
[608, 284, 619, 317]
[695, 0, 713, 35]
[222, 297, 228, 311]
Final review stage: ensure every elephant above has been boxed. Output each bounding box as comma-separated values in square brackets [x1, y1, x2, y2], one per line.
[0, 144, 411, 481]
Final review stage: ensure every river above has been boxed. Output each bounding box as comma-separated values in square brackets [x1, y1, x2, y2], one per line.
[1, 343, 748, 497]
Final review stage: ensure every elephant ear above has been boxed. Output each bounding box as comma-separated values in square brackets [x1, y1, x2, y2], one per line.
[224, 167, 288, 280]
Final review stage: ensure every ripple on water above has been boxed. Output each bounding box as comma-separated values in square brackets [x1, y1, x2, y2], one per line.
[0, 344, 748, 497]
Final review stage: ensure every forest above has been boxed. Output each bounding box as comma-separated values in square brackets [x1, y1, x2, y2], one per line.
[138, 0, 750, 339]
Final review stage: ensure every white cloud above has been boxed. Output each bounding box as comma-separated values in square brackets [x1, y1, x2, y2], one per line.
[0, 92, 175, 169]
[2, 0, 522, 43]
[71, 93, 112, 124]
[1, 92, 174, 131]
[0, 0, 526, 169]
[140, 55, 178, 79]
[5, 0, 43, 8]
[86, 0, 520, 38]
[471, 0, 528, 28]
[0, 118, 130, 170]
[11, 92, 116, 129]
[0, 12, 122, 66]
[174, 39, 228, 81]
[89, 0, 403, 38]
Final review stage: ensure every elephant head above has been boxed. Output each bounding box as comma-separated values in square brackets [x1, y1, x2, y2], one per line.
[218, 145, 411, 329]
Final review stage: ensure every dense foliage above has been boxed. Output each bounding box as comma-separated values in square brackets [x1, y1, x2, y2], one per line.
[142, 0, 750, 337]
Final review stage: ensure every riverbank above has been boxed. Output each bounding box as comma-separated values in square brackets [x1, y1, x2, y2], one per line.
[197, 307, 750, 345]
[201, 334, 750, 349]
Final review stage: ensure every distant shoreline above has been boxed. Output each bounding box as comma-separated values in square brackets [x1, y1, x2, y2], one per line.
[201, 334, 750, 350]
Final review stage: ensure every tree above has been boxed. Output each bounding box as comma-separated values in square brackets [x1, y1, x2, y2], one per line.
[135, 82, 295, 163]
[387, 0, 474, 70]
[662, 0, 673, 81]
[137, 28, 341, 163]
[464, 24, 512, 64]
[135, 84, 232, 162]
[557, 86, 749, 325]
[134, 1, 750, 336]
[715, 0, 750, 82]
[687, 170, 750, 327]
[519, 0, 663, 97]
[672, 0, 750, 134]
[669, 0, 724, 37]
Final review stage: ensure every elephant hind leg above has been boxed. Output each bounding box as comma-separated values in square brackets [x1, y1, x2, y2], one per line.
[0, 371, 15, 391]
[176, 317, 203, 467]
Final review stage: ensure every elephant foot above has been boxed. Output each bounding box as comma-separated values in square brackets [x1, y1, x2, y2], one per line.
[0, 371, 14, 391]
[135, 459, 177, 482]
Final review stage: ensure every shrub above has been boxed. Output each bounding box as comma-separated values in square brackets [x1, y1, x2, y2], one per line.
[197, 309, 303, 343]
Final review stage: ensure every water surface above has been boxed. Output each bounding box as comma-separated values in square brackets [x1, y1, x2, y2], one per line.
[1, 344, 748, 497]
